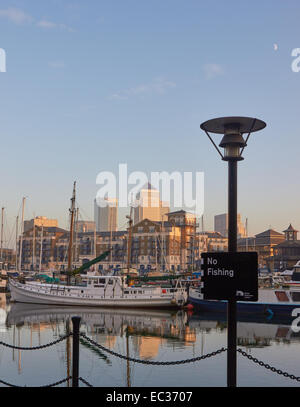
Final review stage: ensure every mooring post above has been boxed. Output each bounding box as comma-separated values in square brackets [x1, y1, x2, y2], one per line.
[72, 316, 81, 388]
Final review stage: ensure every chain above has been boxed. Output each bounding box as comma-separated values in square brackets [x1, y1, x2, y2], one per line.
[0, 377, 72, 387]
[0, 334, 72, 351]
[237, 349, 300, 382]
[79, 377, 94, 387]
[80, 333, 227, 365]
[39, 377, 72, 387]
[0, 379, 20, 387]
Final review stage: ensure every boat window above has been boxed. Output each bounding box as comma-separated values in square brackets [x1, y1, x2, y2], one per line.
[124, 290, 129, 294]
[275, 291, 289, 302]
[108, 279, 114, 285]
[291, 292, 300, 302]
[99, 279, 106, 285]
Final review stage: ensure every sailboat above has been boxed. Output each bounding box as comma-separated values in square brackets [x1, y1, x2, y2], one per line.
[8, 184, 187, 308]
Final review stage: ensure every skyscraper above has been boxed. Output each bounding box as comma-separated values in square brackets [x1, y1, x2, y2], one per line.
[94, 198, 118, 232]
[214, 213, 246, 238]
[133, 183, 169, 224]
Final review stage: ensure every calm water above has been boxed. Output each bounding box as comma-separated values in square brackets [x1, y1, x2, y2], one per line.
[0, 293, 299, 387]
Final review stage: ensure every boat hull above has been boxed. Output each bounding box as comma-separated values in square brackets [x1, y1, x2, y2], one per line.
[188, 287, 300, 317]
[188, 296, 300, 316]
[9, 279, 186, 308]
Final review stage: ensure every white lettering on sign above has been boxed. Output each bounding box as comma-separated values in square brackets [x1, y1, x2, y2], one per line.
[207, 268, 234, 278]
[207, 258, 218, 265]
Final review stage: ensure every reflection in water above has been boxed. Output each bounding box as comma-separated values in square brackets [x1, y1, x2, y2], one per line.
[0, 298, 299, 387]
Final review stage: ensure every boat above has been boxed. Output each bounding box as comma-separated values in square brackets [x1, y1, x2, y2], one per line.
[9, 274, 187, 308]
[8, 183, 187, 308]
[188, 259, 300, 316]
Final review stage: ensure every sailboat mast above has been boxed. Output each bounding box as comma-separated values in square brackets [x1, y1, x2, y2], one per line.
[39, 225, 44, 273]
[246, 218, 248, 252]
[15, 216, 19, 270]
[109, 209, 113, 264]
[161, 216, 165, 272]
[32, 222, 35, 271]
[94, 223, 97, 271]
[18, 197, 26, 273]
[67, 182, 76, 285]
[126, 207, 133, 275]
[0, 207, 4, 262]
[74, 208, 79, 265]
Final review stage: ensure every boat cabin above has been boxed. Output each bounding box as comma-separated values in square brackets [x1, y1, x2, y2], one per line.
[81, 275, 126, 288]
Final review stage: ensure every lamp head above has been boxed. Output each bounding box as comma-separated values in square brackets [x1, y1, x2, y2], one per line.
[200, 116, 267, 162]
[219, 123, 246, 161]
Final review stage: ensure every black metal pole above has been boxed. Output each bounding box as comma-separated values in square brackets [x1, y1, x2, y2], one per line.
[227, 160, 237, 387]
[72, 316, 81, 388]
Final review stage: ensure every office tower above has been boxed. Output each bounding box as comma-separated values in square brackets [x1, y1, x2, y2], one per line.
[133, 183, 170, 224]
[94, 198, 118, 232]
[214, 213, 246, 238]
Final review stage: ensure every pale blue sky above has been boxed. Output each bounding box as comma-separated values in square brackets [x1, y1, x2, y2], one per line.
[0, 0, 300, 245]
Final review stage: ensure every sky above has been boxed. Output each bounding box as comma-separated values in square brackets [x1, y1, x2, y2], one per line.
[0, 0, 300, 247]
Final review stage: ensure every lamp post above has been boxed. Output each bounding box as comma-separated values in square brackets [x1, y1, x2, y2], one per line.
[200, 117, 266, 387]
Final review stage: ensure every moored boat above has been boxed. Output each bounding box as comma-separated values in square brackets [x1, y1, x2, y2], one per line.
[9, 274, 187, 308]
[8, 183, 188, 308]
[188, 259, 300, 316]
[188, 286, 300, 316]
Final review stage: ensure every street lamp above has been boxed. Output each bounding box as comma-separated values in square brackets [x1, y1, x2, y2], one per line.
[200, 116, 266, 387]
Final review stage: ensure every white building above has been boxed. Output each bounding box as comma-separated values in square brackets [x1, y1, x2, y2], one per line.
[133, 183, 169, 225]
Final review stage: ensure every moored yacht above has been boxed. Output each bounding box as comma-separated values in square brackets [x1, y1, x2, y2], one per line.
[188, 259, 300, 316]
[9, 274, 187, 308]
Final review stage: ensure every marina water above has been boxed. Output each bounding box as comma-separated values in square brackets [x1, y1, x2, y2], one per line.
[0, 294, 299, 387]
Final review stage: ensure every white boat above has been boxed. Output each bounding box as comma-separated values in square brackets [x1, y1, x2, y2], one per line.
[9, 274, 187, 308]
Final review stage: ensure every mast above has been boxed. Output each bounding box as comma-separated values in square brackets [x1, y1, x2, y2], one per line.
[18, 197, 26, 273]
[0, 207, 4, 262]
[155, 233, 158, 271]
[15, 216, 18, 270]
[39, 224, 44, 273]
[191, 219, 196, 272]
[245, 218, 248, 252]
[67, 182, 76, 285]
[74, 208, 79, 266]
[161, 219, 164, 272]
[126, 206, 133, 275]
[94, 223, 97, 271]
[32, 222, 35, 271]
[109, 209, 113, 264]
